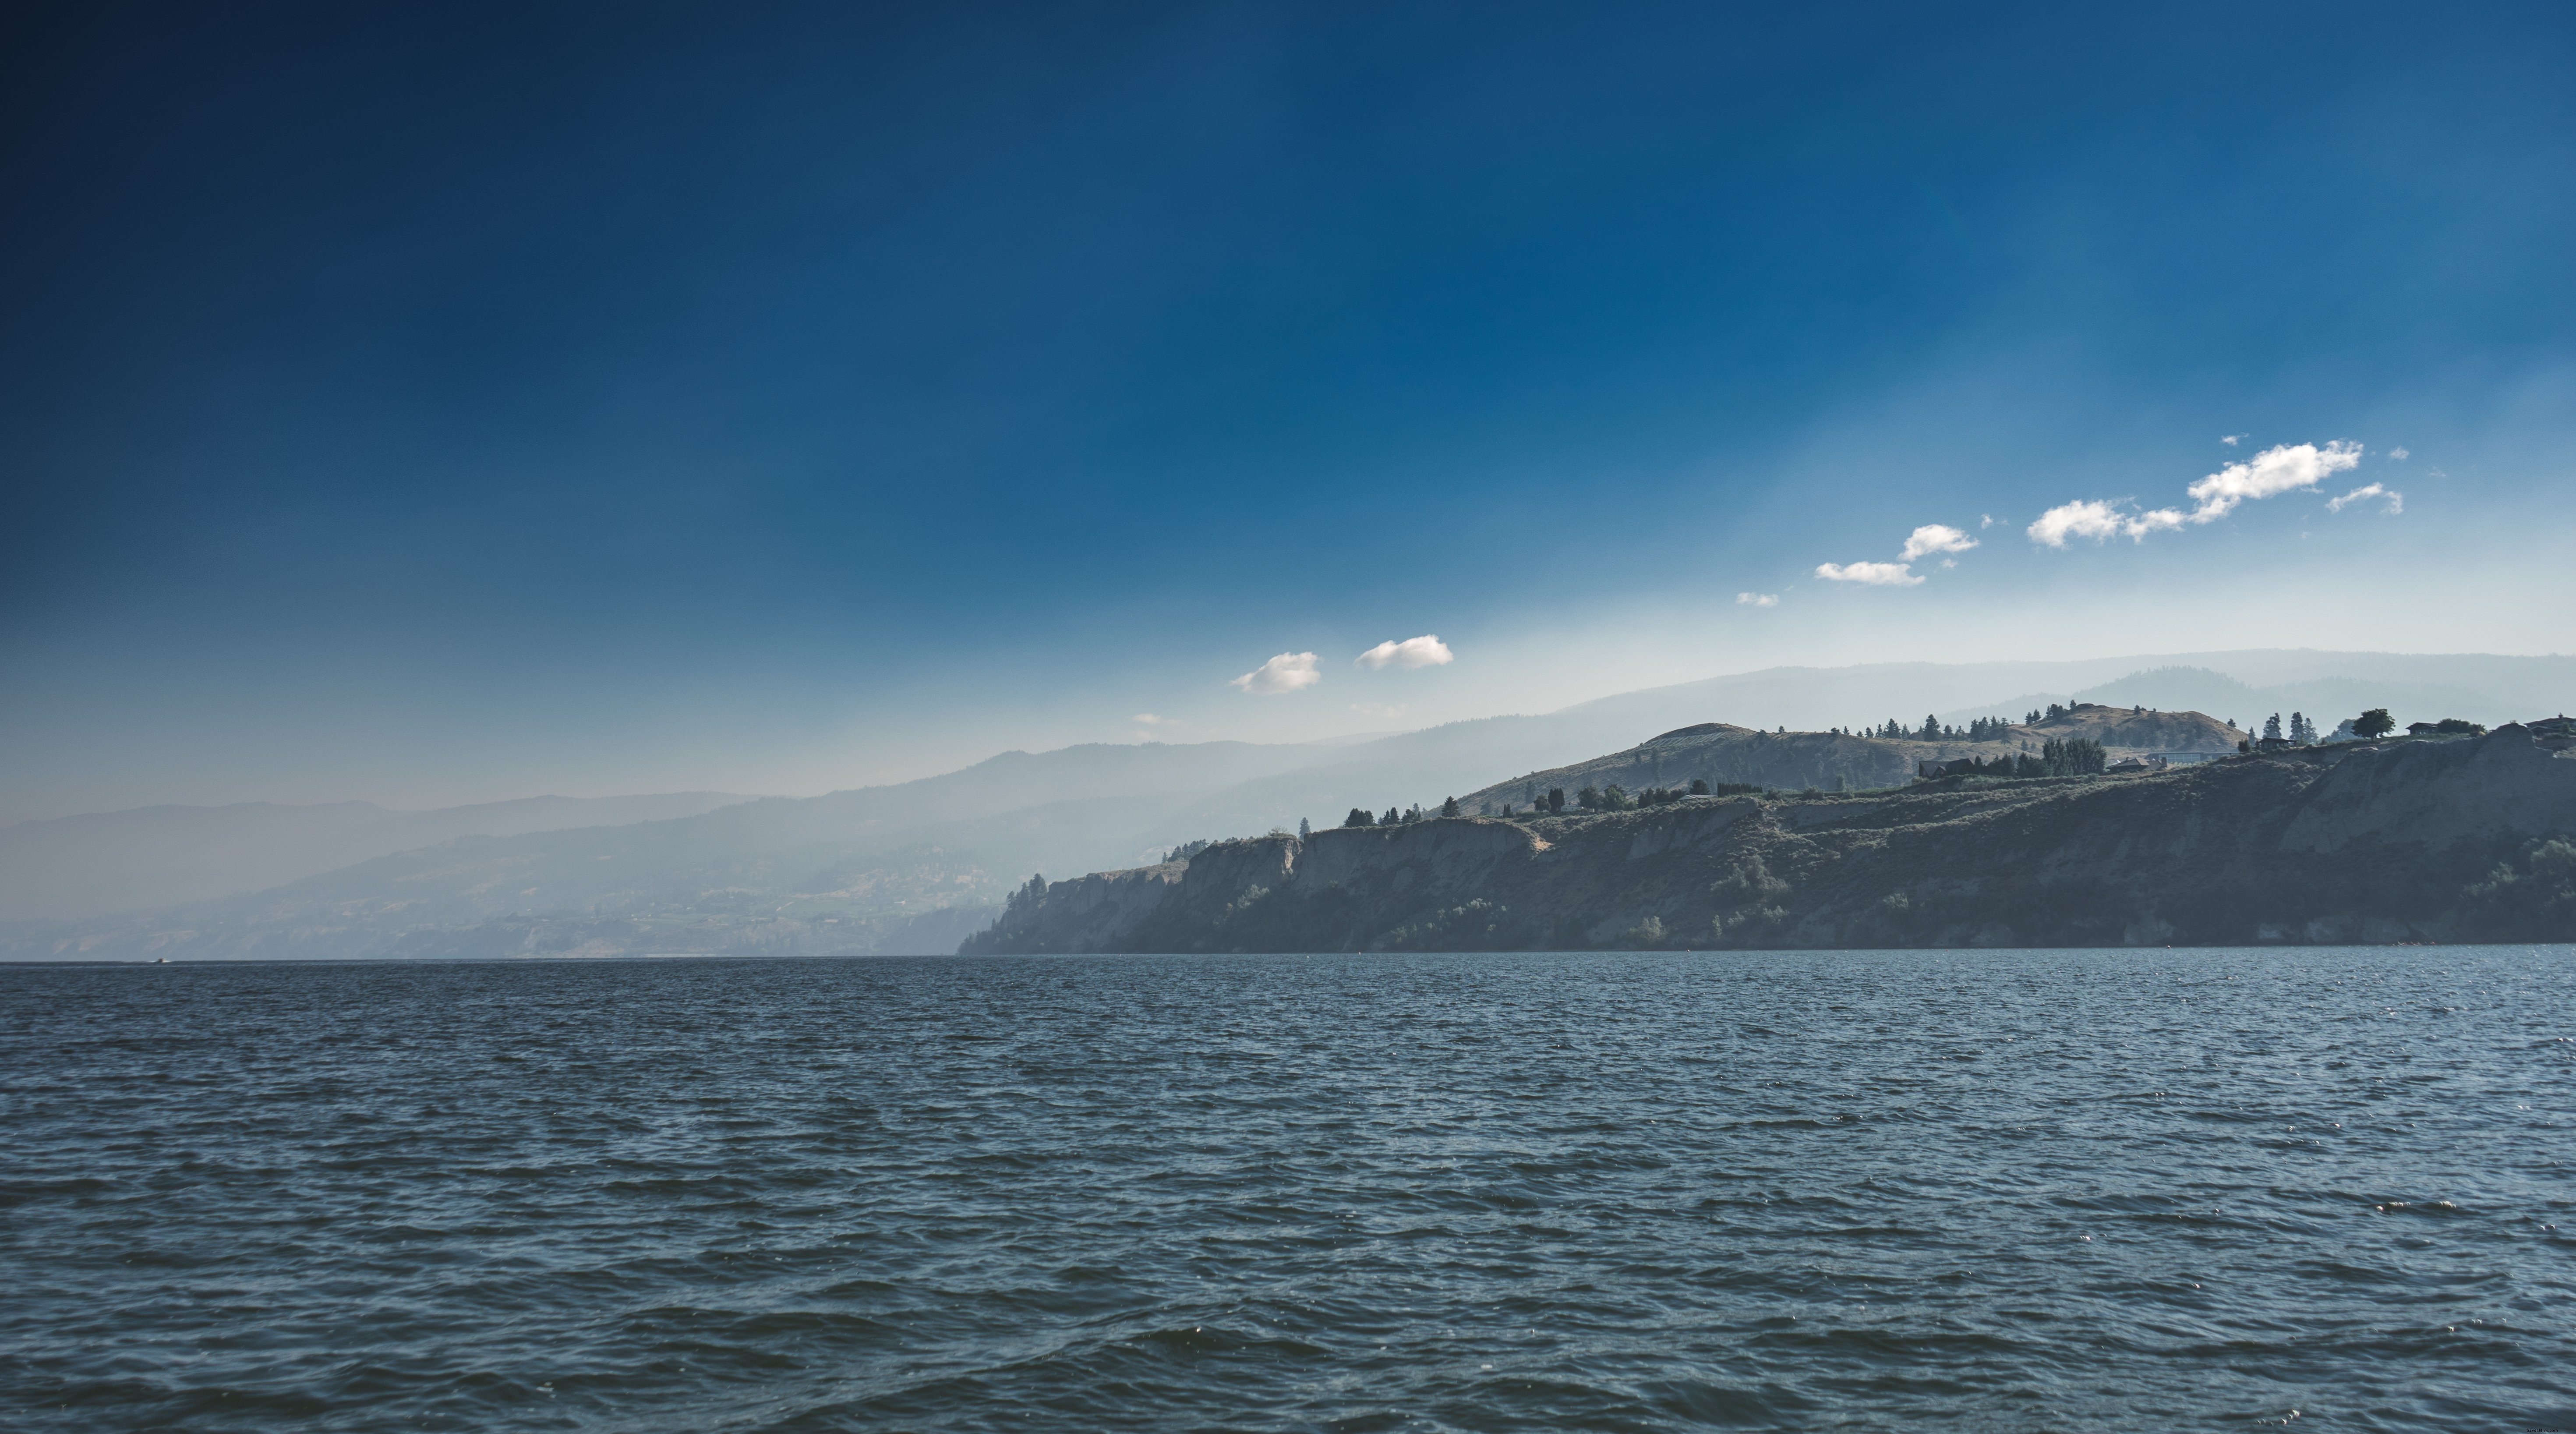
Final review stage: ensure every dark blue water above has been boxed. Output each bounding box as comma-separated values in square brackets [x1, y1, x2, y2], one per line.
[5, 949, 2574, 1432]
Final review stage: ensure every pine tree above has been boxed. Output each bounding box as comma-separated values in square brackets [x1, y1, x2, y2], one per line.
[2264, 713, 2283, 742]
[1004, 874, 1046, 919]
[1344, 807, 1372, 828]
[1297, 817, 1311, 839]
[1547, 787, 1565, 814]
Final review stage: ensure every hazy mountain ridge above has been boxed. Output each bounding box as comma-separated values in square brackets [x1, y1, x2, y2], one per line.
[966, 722, 2576, 955]
[0, 791, 757, 922]
[10, 651, 2565, 960]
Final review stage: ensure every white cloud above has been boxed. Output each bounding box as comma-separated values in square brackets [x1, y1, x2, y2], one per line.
[2184, 440, 2361, 523]
[2221, 433, 2246, 446]
[1814, 560, 1922, 586]
[1735, 591, 1779, 607]
[1980, 514, 1994, 528]
[2389, 446, 2410, 460]
[1354, 634, 1454, 670]
[2029, 439, 2361, 549]
[1131, 712, 1184, 726]
[2025, 499, 2184, 546]
[2328, 482, 2403, 514]
[1898, 524, 1978, 561]
[1230, 651, 1321, 694]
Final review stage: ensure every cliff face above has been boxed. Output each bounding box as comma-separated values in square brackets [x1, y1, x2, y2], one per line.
[962, 723, 2576, 953]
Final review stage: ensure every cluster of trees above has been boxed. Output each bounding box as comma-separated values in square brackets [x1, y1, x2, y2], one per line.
[1162, 839, 1215, 863]
[2240, 710, 2484, 754]
[1344, 804, 1421, 828]
[1002, 873, 1047, 918]
[1340, 797, 1471, 827]
[1847, 714, 2019, 742]
[2263, 712, 2322, 745]
[1495, 788, 1565, 818]
[1566, 777, 1758, 811]
[1937, 737, 2109, 780]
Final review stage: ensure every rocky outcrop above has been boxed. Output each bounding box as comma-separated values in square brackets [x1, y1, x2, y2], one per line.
[966, 725, 2576, 952]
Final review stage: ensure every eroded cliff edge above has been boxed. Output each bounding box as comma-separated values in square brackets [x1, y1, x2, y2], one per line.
[961, 722, 2576, 952]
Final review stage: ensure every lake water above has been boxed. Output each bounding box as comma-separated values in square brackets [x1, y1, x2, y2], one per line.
[4, 949, 2573, 1431]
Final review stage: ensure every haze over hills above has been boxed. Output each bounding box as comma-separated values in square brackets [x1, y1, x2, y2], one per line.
[5, 649, 2568, 960]
[0, 792, 756, 922]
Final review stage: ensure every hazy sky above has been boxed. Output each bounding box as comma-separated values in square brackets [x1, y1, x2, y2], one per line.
[4, 2, 2572, 821]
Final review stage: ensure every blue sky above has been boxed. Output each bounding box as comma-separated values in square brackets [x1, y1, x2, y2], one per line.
[4, 2, 2572, 818]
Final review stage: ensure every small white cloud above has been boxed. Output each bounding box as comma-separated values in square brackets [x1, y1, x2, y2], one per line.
[1814, 560, 1922, 586]
[1980, 514, 1994, 528]
[1230, 651, 1321, 694]
[2026, 499, 2184, 546]
[1735, 591, 1780, 607]
[2221, 433, 2246, 446]
[2327, 482, 2403, 514]
[1354, 634, 1454, 670]
[1131, 712, 1186, 727]
[1899, 524, 1978, 561]
[2184, 440, 2360, 523]
[2389, 446, 2410, 460]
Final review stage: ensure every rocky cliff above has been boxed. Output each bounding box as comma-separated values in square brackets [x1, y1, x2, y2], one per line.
[962, 721, 2576, 952]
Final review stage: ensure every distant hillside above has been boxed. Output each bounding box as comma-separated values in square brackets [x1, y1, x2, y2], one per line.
[1448, 707, 2240, 814]
[0, 791, 756, 921]
[966, 721, 2576, 953]
[2022, 703, 2240, 751]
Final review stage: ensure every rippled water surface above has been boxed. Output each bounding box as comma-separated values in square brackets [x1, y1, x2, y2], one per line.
[6, 949, 2575, 1431]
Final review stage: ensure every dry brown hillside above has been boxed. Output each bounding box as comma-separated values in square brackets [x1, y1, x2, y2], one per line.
[2025, 702, 2240, 751]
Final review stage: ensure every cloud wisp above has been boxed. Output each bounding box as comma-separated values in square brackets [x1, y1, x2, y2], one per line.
[1230, 651, 1322, 694]
[1355, 634, 1454, 669]
[2027, 499, 2185, 546]
[2029, 440, 2365, 547]
[2184, 441, 2361, 523]
[1735, 591, 1779, 607]
[1817, 521, 1977, 588]
[1814, 560, 1924, 586]
[2328, 482, 2403, 514]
